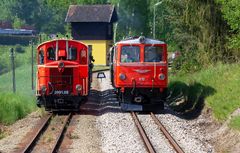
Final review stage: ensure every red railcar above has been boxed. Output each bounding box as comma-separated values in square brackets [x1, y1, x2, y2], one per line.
[36, 39, 92, 111]
[110, 36, 168, 111]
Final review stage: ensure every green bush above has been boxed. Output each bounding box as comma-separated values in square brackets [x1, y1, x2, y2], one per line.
[15, 44, 25, 53]
[0, 93, 36, 125]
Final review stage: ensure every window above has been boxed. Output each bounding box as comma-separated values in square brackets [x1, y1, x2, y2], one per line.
[39, 50, 44, 64]
[47, 47, 55, 60]
[144, 46, 163, 62]
[121, 46, 140, 63]
[68, 47, 77, 60]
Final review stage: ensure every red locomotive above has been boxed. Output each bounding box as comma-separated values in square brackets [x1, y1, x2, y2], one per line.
[110, 36, 168, 111]
[36, 39, 93, 111]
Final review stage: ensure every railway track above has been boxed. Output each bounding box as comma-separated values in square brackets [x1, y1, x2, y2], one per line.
[21, 113, 72, 153]
[131, 112, 184, 153]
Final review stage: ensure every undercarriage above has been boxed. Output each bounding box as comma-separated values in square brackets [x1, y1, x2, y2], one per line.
[118, 88, 167, 111]
[37, 95, 85, 111]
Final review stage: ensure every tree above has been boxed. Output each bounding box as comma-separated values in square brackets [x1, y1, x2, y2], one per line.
[215, 0, 240, 50]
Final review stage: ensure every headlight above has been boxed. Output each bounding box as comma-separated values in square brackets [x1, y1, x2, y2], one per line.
[76, 84, 82, 92]
[119, 73, 126, 80]
[41, 85, 47, 94]
[159, 73, 165, 80]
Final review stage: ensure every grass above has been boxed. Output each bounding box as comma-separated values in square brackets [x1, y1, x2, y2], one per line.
[169, 63, 240, 122]
[0, 92, 36, 125]
[229, 116, 240, 131]
[0, 64, 36, 96]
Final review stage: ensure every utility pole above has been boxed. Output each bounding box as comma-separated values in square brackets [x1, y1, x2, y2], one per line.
[153, 1, 163, 39]
[10, 48, 16, 93]
[30, 40, 34, 90]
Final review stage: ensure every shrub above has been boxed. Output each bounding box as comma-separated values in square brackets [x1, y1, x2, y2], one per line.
[15, 44, 25, 53]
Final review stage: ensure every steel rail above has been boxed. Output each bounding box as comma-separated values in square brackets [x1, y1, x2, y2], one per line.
[131, 112, 155, 153]
[51, 113, 72, 153]
[22, 113, 52, 153]
[150, 112, 184, 153]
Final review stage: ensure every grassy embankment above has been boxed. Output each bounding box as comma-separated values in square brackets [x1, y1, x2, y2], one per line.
[169, 63, 240, 130]
[0, 45, 37, 126]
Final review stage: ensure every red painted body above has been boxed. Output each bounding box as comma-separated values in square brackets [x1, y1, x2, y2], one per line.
[112, 39, 168, 91]
[110, 37, 168, 111]
[36, 39, 91, 111]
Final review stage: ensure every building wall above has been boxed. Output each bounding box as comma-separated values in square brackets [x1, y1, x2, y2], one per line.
[81, 40, 112, 65]
[71, 23, 113, 40]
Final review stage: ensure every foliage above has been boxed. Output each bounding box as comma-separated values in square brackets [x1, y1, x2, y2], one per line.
[13, 16, 25, 29]
[0, 92, 36, 125]
[0, 0, 237, 69]
[15, 44, 25, 53]
[215, 0, 240, 49]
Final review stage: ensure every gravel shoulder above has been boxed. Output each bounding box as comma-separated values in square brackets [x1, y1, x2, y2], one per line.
[0, 111, 42, 153]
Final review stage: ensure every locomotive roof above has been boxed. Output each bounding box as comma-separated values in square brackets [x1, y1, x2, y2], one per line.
[116, 37, 166, 45]
[37, 39, 86, 49]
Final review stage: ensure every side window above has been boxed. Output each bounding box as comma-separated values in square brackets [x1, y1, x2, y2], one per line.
[39, 50, 44, 65]
[68, 47, 77, 60]
[121, 46, 140, 63]
[47, 47, 55, 60]
[144, 46, 163, 62]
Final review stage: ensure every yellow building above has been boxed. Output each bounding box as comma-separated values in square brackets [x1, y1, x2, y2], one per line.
[65, 5, 118, 65]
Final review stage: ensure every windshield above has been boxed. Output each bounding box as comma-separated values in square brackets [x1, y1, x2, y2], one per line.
[144, 46, 163, 62]
[68, 47, 77, 60]
[121, 46, 140, 63]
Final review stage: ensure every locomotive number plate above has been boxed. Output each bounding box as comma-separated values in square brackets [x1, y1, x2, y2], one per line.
[54, 90, 69, 95]
[139, 77, 146, 81]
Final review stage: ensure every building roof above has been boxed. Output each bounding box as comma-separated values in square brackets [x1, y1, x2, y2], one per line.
[65, 4, 118, 23]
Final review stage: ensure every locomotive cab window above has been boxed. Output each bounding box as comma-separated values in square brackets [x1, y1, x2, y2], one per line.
[121, 46, 140, 63]
[47, 47, 55, 60]
[68, 47, 77, 60]
[38, 50, 44, 65]
[144, 46, 163, 62]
